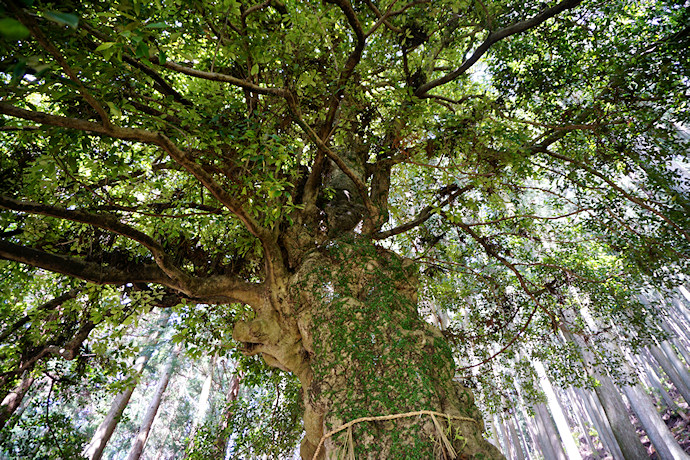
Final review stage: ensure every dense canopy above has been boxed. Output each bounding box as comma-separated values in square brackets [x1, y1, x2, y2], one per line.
[0, 0, 688, 458]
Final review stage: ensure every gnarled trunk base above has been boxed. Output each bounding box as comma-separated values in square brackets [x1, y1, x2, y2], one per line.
[235, 237, 502, 459]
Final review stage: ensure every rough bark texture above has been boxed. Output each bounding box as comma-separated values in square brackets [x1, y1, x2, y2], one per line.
[234, 236, 502, 459]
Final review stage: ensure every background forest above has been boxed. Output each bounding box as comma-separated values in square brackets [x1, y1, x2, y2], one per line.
[1, 0, 689, 458]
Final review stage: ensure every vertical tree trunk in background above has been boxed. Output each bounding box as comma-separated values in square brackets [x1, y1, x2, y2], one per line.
[534, 361, 581, 460]
[566, 389, 597, 457]
[648, 345, 690, 405]
[660, 342, 690, 393]
[621, 384, 690, 460]
[671, 338, 690, 370]
[126, 344, 180, 460]
[591, 374, 648, 460]
[84, 310, 171, 460]
[495, 414, 513, 459]
[639, 352, 680, 411]
[519, 408, 541, 458]
[580, 314, 690, 459]
[533, 403, 566, 460]
[213, 373, 241, 457]
[574, 387, 625, 459]
[507, 415, 526, 460]
[560, 316, 649, 460]
[670, 294, 690, 337]
[0, 371, 34, 430]
[185, 358, 215, 457]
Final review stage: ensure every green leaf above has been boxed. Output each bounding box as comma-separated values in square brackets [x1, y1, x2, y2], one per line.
[11, 59, 26, 83]
[251, 63, 259, 76]
[95, 42, 116, 52]
[135, 41, 149, 58]
[42, 11, 79, 28]
[145, 22, 167, 29]
[0, 17, 30, 40]
[106, 101, 122, 118]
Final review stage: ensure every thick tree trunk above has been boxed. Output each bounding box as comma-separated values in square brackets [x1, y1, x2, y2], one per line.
[233, 237, 502, 459]
[126, 344, 179, 460]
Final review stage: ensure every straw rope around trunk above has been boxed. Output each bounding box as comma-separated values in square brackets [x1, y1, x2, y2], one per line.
[311, 410, 480, 459]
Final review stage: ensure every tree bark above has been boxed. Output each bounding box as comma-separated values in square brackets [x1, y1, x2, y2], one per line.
[126, 344, 180, 460]
[0, 370, 34, 431]
[533, 402, 566, 460]
[648, 345, 690, 405]
[560, 322, 649, 460]
[621, 384, 690, 460]
[83, 310, 171, 460]
[232, 237, 502, 459]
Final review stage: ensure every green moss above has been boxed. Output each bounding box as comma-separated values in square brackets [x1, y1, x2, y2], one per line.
[305, 237, 474, 457]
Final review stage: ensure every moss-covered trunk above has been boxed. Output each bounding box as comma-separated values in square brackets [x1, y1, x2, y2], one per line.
[234, 236, 502, 459]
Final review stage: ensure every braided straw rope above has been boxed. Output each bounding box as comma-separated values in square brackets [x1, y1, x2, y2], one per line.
[311, 410, 479, 459]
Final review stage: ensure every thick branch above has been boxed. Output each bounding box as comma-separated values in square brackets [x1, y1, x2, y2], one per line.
[0, 239, 171, 286]
[0, 195, 190, 286]
[79, 22, 190, 105]
[0, 103, 268, 239]
[415, 0, 583, 97]
[322, 0, 365, 132]
[287, 101, 379, 226]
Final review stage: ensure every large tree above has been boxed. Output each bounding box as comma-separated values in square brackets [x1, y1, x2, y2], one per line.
[1, 0, 688, 458]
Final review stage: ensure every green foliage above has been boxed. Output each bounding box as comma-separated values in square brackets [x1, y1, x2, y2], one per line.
[1, 0, 689, 456]
[221, 371, 303, 459]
